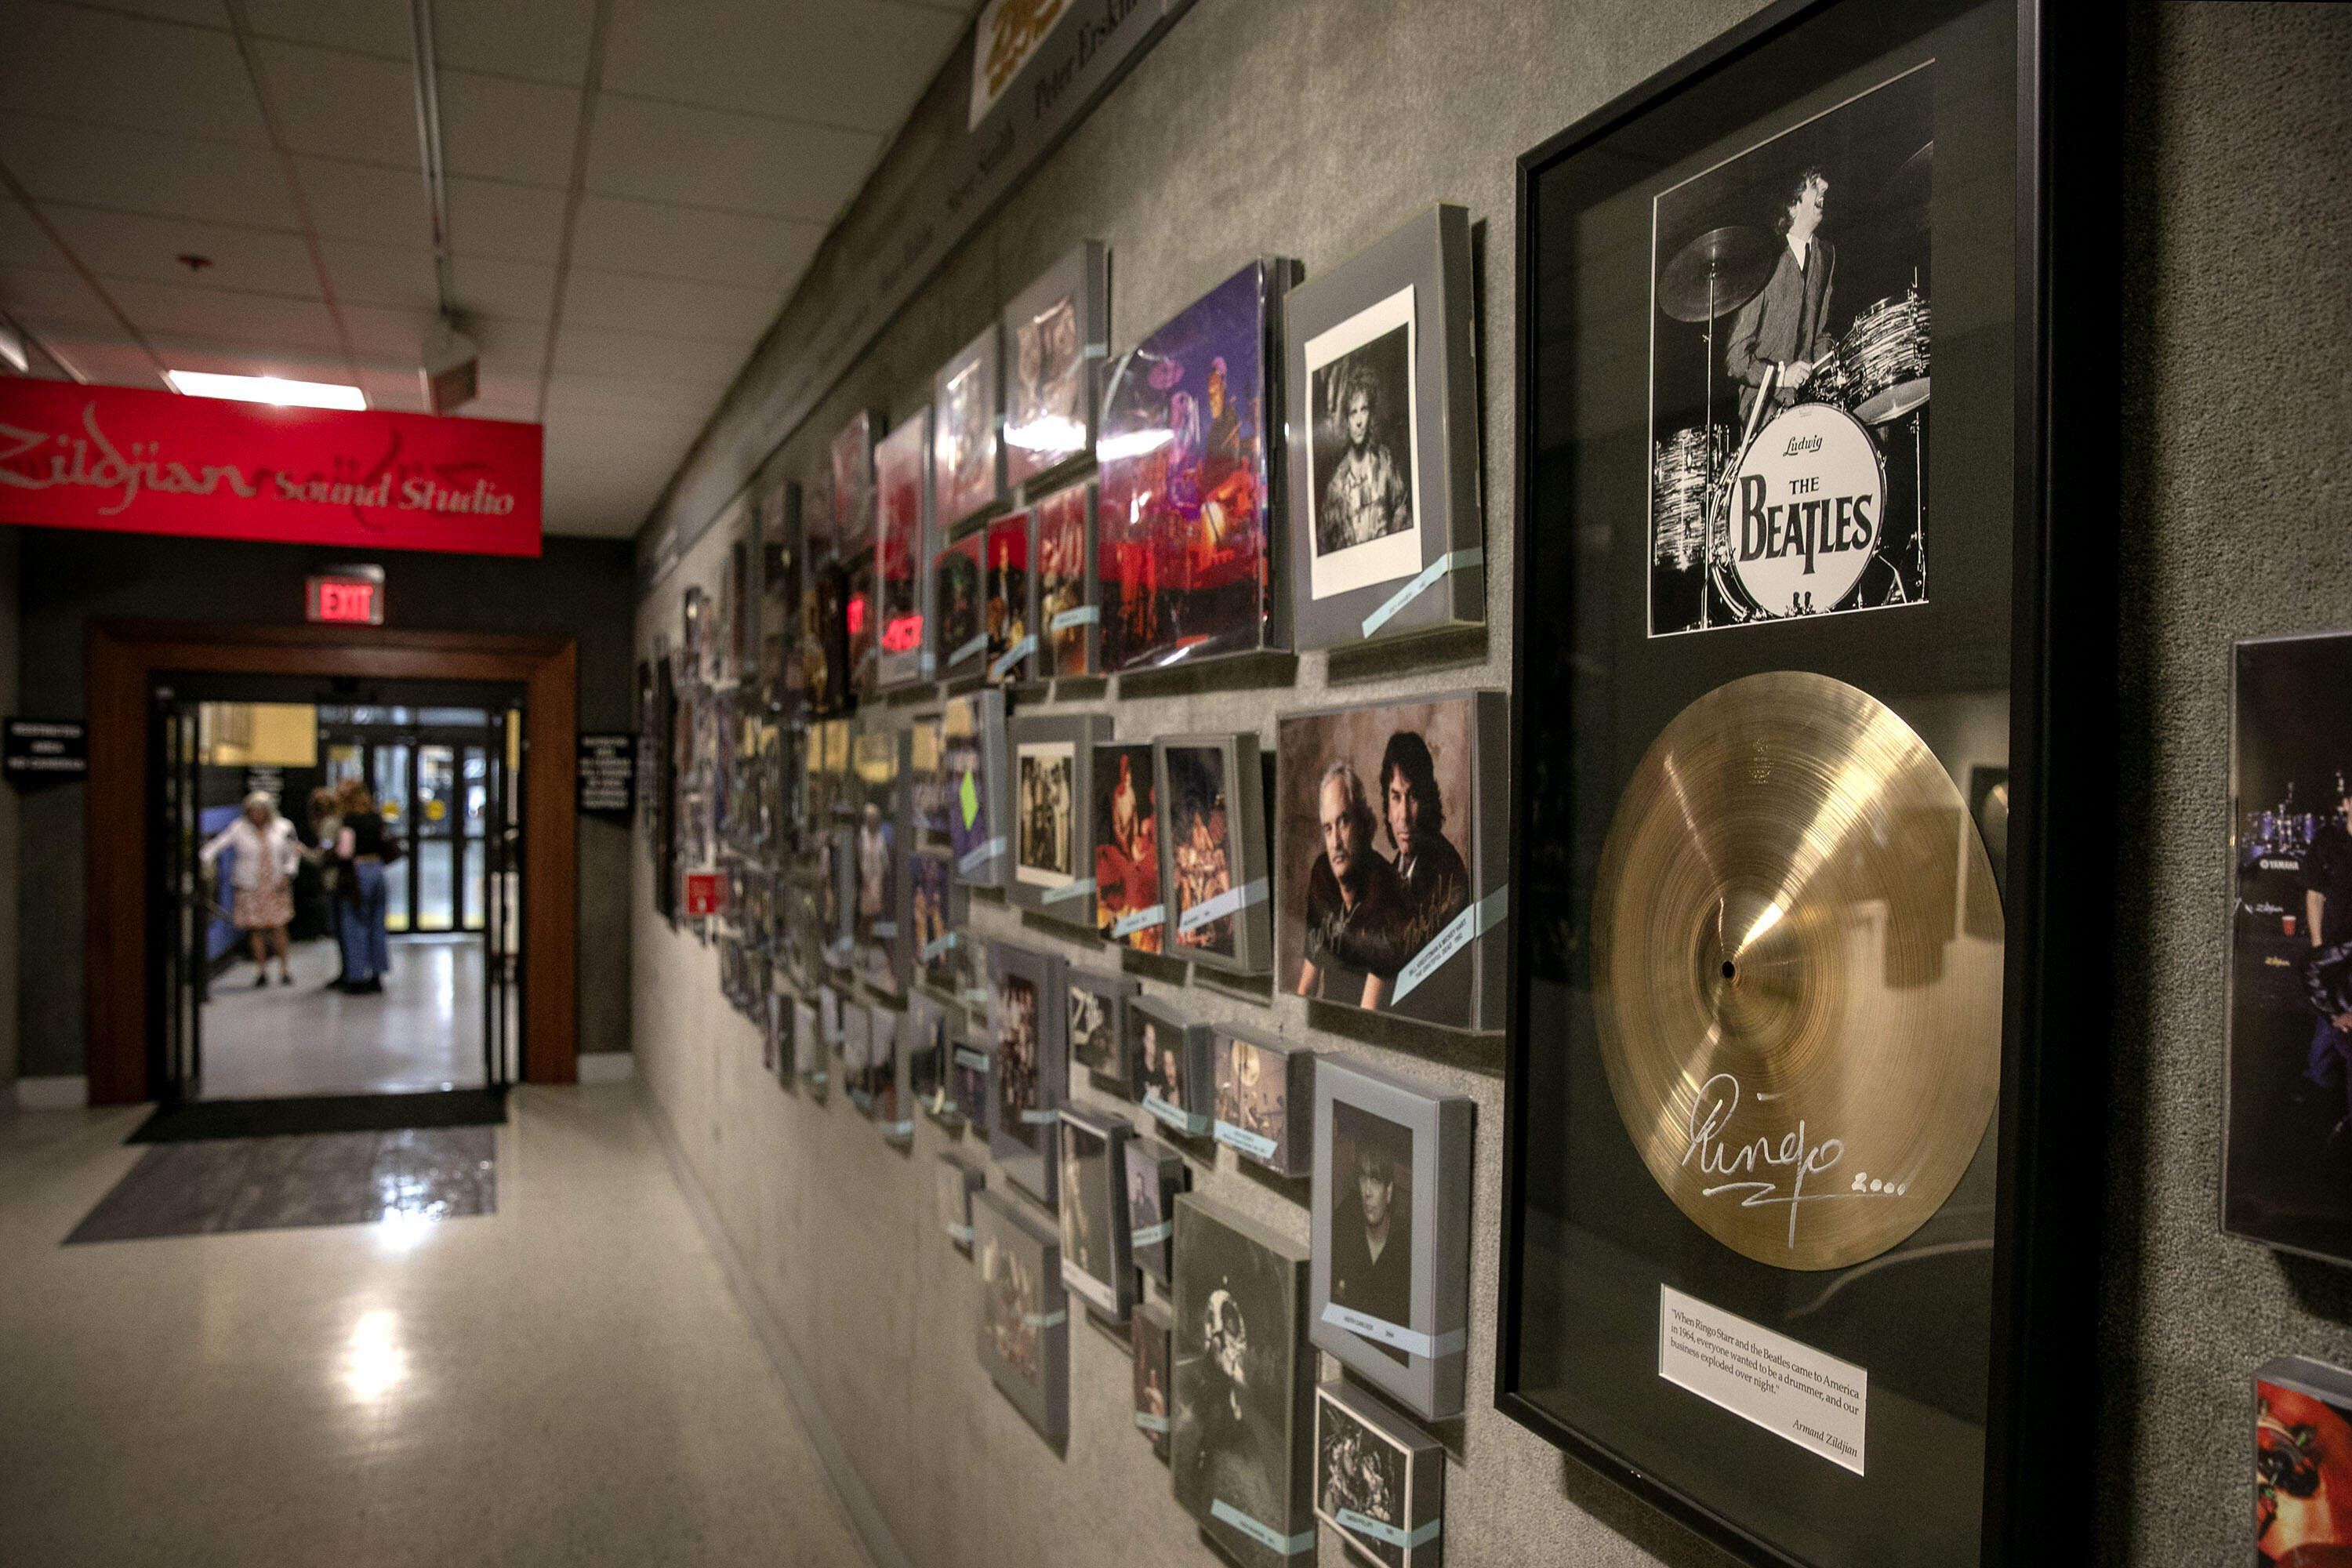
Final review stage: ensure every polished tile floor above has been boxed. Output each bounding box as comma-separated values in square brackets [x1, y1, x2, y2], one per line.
[0, 1087, 869, 1566]
[199, 935, 486, 1101]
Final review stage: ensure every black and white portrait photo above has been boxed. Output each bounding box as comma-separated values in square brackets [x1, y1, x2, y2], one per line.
[1305, 285, 1420, 603]
[1330, 1099, 1414, 1359]
[1068, 979, 1116, 1076]
[1016, 741, 1074, 887]
[1317, 1401, 1405, 1568]
[1173, 1198, 1311, 1564]
[1647, 63, 1935, 635]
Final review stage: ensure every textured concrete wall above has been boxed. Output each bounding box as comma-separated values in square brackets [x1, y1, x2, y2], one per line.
[2102, 5, 2352, 1562]
[633, 2, 2352, 1565]
[13, 529, 637, 1076]
[630, 0, 1774, 1564]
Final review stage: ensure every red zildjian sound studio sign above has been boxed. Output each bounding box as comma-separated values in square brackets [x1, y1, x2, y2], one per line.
[0, 380, 541, 556]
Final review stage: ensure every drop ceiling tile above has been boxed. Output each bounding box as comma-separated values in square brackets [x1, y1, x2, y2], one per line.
[438, 71, 579, 190]
[106, 278, 343, 352]
[449, 255, 557, 325]
[585, 96, 878, 222]
[339, 302, 437, 361]
[0, 113, 299, 228]
[42, 205, 318, 295]
[16, 328, 167, 388]
[0, 267, 122, 332]
[540, 372, 719, 419]
[252, 40, 416, 165]
[569, 194, 818, 291]
[437, 0, 596, 87]
[294, 157, 433, 249]
[352, 364, 426, 412]
[321, 241, 437, 311]
[0, 198, 65, 274]
[550, 323, 746, 387]
[465, 317, 549, 364]
[601, 0, 964, 136]
[243, 0, 409, 60]
[559, 268, 775, 344]
[447, 178, 568, 265]
[0, 4, 267, 147]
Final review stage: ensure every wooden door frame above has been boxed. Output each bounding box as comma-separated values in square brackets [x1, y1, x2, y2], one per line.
[87, 620, 579, 1104]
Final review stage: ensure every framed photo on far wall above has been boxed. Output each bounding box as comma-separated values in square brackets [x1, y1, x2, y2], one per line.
[909, 990, 960, 1126]
[1316, 1377, 1446, 1568]
[935, 325, 1003, 531]
[1133, 1297, 1174, 1461]
[1094, 739, 1166, 953]
[1033, 480, 1098, 679]
[1213, 1027, 1314, 1178]
[1158, 732, 1272, 975]
[982, 508, 1034, 685]
[1311, 1055, 1472, 1420]
[1098, 259, 1297, 673]
[2227, 633, 2352, 1265]
[850, 724, 911, 997]
[1286, 203, 1484, 650]
[937, 1148, 985, 1251]
[873, 408, 933, 689]
[988, 941, 1069, 1207]
[910, 711, 951, 847]
[792, 996, 824, 1090]
[942, 690, 1011, 887]
[911, 850, 965, 1000]
[1003, 240, 1107, 489]
[2256, 1356, 2352, 1564]
[1010, 712, 1112, 923]
[1057, 1107, 1134, 1322]
[829, 410, 878, 548]
[1130, 993, 1212, 1138]
[1172, 1193, 1315, 1568]
[1066, 965, 1137, 1087]
[974, 1187, 1069, 1443]
[1126, 1137, 1189, 1287]
[932, 530, 989, 681]
[1276, 691, 1508, 1031]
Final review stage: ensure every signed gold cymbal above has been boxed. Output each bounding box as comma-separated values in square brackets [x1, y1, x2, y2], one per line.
[1590, 671, 2002, 1272]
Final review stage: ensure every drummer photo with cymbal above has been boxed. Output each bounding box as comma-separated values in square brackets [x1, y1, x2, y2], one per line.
[1647, 60, 1935, 637]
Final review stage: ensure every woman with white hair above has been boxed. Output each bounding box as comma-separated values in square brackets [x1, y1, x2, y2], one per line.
[199, 790, 302, 987]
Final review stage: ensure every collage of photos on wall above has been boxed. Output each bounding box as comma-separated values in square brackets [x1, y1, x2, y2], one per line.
[649, 200, 1500, 1559]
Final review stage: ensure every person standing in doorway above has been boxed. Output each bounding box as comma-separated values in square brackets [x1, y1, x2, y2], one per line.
[335, 786, 394, 994]
[200, 791, 301, 986]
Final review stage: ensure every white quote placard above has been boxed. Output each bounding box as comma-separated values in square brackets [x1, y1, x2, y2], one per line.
[1658, 1284, 1866, 1475]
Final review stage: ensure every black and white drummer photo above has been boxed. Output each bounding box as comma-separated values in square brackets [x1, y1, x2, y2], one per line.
[1646, 61, 1935, 636]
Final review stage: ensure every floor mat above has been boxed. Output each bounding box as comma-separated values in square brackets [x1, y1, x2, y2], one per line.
[66, 1126, 497, 1243]
[128, 1087, 506, 1144]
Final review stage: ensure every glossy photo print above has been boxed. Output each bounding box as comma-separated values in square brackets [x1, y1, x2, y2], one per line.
[932, 532, 989, 681]
[1016, 739, 1076, 891]
[1646, 63, 1935, 636]
[1098, 261, 1288, 672]
[935, 326, 1001, 528]
[1306, 286, 1419, 601]
[975, 1190, 1068, 1442]
[1094, 741, 1163, 952]
[1276, 696, 1495, 1029]
[1065, 969, 1127, 1081]
[1004, 242, 1105, 487]
[1315, 1379, 1446, 1568]
[873, 408, 931, 688]
[1033, 481, 1097, 677]
[1057, 1109, 1131, 1320]
[1163, 742, 1236, 961]
[1173, 1196, 1314, 1568]
[983, 510, 1032, 684]
[1134, 1299, 1174, 1461]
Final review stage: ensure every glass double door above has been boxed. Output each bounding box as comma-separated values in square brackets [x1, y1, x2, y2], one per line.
[324, 728, 493, 934]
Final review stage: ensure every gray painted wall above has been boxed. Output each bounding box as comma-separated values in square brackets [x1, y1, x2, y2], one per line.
[12, 528, 638, 1078]
[2103, 5, 2352, 1561]
[629, 3, 2352, 1566]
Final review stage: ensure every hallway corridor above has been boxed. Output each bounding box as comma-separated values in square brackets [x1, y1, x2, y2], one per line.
[0, 1087, 867, 1568]
[198, 935, 486, 1102]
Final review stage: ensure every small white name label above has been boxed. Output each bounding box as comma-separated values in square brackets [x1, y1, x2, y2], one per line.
[1657, 1284, 1865, 1475]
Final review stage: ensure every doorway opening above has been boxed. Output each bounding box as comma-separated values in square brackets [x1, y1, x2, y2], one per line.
[153, 674, 524, 1105]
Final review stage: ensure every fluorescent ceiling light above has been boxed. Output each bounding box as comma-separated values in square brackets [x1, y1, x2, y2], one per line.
[165, 371, 366, 410]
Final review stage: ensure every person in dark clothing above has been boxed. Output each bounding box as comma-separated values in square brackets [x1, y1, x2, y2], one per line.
[1329, 1121, 1413, 1365]
[1297, 761, 1407, 1008]
[335, 786, 393, 994]
[1316, 731, 1475, 1019]
[2304, 792, 2352, 1123]
[1726, 165, 1838, 423]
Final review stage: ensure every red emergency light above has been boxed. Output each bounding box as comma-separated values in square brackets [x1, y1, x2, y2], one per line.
[307, 566, 384, 625]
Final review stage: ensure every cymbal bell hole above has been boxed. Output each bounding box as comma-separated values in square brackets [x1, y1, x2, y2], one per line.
[1721, 960, 1736, 980]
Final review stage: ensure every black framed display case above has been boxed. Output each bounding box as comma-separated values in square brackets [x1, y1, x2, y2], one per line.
[1495, 2, 2114, 1565]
